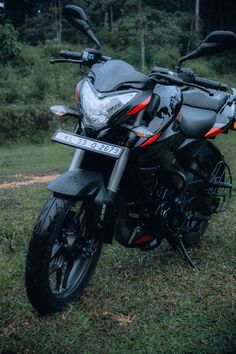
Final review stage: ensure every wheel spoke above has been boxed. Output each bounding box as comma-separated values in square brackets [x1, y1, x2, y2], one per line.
[49, 254, 64, 274]
[62, 261, 74, 290]
[55, 268, 63, 293]
[51, 242, 61, 258]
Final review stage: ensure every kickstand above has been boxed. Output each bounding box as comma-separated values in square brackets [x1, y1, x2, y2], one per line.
[176, 238, 200, 270]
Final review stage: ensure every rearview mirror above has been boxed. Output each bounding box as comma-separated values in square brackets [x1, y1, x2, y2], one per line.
[63, 5, 89, 32]
[175, 30, 236, 72]
[63, 5, 100, 49]
[198, 31, 236, 55]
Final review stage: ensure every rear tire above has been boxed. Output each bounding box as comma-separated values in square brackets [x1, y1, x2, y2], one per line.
[25, 196, 102, 314]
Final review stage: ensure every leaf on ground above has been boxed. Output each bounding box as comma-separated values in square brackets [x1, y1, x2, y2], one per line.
[113, 312, 134, 326]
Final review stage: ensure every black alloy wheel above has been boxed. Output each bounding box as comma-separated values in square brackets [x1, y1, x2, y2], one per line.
[25, 196, 102, 314]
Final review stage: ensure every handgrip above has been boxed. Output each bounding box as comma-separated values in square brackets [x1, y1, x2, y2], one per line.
[60, 50, 82, 60]
[194, 76, 228, 91]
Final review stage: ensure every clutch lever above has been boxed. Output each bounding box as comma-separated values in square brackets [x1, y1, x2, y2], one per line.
[50, 59, 83, 64]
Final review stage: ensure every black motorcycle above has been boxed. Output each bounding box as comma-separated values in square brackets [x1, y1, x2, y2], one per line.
[25, 5, 236, 314]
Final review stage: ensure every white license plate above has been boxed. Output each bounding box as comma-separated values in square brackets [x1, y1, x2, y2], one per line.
[52, 130, 124, 158]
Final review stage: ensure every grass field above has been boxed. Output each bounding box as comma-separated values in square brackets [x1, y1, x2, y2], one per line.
[0, 134, 236, 354]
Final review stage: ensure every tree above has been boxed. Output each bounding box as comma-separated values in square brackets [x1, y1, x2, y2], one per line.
[0, 23, 20, 63]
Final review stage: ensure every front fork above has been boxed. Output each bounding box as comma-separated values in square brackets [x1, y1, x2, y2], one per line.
[69, 147, 130, 196]
[67, 110, 143, 240]
[68, 147, 130, 243]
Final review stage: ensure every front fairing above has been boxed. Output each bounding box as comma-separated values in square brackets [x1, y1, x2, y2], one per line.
[88, 60, 150, 92]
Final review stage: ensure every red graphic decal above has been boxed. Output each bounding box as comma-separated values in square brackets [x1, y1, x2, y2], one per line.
[176, 112, 182, 121]
[127, 96, 152, 116]
[75, 85, 79, 104]
[204, 126, 226, 138]
[133, 235, 154, 245]
[140, 132, 162, 148]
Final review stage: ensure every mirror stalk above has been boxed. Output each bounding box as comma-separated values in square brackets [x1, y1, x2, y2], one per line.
[175, 49, 201, 72]
[85, 29, 101, 50]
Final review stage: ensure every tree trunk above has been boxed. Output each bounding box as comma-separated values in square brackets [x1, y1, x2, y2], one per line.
[58, 0, 62, 42]
[140, 29, 145, 71]
[186, 15, 194, 53]
[104, 11, 109, 29]
[109, 5, 113, 31]
[54, 0, 62, 42]
[139, 0, 145, 71]
[195, 0, 200, 33]
[54, 0, 58, 39]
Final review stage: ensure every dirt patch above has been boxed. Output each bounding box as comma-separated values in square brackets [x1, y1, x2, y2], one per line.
[0, 174, 59, 190]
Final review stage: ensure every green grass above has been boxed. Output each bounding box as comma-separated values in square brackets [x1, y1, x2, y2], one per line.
[0, 135, 236, 354]
[0, 141, 74, 181]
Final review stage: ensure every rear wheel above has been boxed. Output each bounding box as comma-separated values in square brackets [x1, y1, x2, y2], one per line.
[25, 196, 102, 314]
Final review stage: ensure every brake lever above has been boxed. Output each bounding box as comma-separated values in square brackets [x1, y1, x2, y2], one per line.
[150, 73, 213, 95]
[181, 82, 214, 96]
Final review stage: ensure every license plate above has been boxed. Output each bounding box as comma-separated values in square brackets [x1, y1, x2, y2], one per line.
[52, 130, 124, 158]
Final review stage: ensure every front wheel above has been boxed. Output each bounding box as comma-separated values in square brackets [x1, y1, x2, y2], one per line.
[25, 196, 102, 314]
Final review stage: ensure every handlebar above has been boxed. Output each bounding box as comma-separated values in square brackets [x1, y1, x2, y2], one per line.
[52, 51, 228, 92]
[151, 66, 228, 92]
[52, 49, 112, 65]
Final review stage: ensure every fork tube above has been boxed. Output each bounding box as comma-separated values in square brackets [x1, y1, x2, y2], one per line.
[107, 148, 130, 194]
[69, 149, 85, 171]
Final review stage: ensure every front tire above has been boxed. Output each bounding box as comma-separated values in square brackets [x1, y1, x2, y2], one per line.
[25, 196, 102, 314]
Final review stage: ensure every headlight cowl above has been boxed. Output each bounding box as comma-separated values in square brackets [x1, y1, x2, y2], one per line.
[80, 80, 137, 130]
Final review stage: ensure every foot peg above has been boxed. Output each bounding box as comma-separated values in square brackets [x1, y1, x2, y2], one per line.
[128, 227, 160, 251]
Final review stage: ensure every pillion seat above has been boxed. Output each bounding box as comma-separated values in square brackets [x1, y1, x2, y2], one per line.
[179, 105, 216, 138]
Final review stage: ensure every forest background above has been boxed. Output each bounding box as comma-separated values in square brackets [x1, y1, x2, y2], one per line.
[0, 0, 236, 139]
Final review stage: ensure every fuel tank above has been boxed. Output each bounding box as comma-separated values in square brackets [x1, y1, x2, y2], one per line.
[135, 84, 183, 166]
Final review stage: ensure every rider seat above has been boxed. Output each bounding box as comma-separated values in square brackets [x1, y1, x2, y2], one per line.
[182, 88, 228, 111]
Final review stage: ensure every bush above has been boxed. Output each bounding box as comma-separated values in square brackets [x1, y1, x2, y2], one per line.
[150, 46, 180, 70]
[0, 24, 21, 63]
[0, 104, 52, 139]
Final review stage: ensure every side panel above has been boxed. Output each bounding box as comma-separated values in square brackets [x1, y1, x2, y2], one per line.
[174, 138, 224, 172]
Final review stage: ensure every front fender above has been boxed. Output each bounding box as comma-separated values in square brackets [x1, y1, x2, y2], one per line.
[48, 169, 114, 244]
[48, 169, 103, 197]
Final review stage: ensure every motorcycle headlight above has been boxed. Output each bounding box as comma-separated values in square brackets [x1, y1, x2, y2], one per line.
[80, 80, 137, 130]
